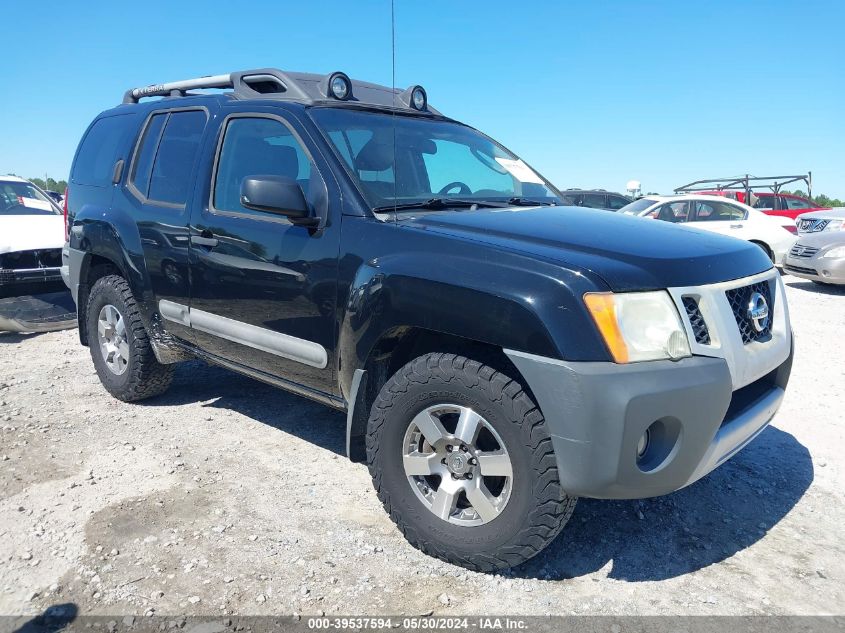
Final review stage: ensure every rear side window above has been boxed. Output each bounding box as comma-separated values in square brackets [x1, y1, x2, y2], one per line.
[72, 115, 129, 187]
[784, 196, 813, 210]
[607, 195, 629, 210]
[131, 110, 207, 206]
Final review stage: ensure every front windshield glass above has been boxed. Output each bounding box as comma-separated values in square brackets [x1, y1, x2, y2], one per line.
[617, 198, 657, 215]
[0, 180, 61, 216]
[309, 108, 561, 210]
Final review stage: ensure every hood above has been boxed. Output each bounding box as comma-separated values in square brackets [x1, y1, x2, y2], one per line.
[797, 208, 845, 221]
[398, 206, 773, 291]
[0, 215, 65, 255]
[793, 230, 845, 249]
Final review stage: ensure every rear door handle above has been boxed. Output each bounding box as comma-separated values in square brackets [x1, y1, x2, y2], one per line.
[730, 224, 744, 229]
[191, 234, 219, 248]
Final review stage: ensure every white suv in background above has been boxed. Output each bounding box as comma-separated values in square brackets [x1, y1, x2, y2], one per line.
[618, 194, 797, 266]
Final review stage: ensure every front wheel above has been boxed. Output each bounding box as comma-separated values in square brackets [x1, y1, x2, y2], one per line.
[366, 353, 576, 571]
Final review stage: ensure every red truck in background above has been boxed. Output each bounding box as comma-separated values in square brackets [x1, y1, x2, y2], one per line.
[674, 174, 830, 230]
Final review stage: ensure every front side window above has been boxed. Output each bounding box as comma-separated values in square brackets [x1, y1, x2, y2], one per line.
[655, 201, 689, 223]
[310, 107, 560, 210]
[693, 201, 746, 222]
[752, 195, 775, 209]
[213, 117, 312, 214]
[0, 180, 60, 216]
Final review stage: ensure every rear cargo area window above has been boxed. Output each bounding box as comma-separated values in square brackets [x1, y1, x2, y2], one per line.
[72, 115, 130, 187]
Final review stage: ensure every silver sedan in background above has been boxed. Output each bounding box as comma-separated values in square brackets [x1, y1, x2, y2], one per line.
[796, 207, 845, 235]
[783, 230, 845, 285]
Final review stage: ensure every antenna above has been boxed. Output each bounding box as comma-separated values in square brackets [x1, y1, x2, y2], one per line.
[391, 0, 397, 222]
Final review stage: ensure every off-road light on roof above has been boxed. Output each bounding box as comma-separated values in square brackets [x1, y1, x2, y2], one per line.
[411, 86, 427, 111]
[328, 72, 352, 100]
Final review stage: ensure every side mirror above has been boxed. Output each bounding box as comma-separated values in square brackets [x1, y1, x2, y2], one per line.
[240, 175, 316, 226]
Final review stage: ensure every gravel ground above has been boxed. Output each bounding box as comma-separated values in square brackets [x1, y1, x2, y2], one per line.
[0, 276, 843, 617]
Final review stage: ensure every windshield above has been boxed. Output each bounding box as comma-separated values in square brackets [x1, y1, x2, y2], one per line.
[0, 180, 61, 216]
[309, 108, 561, 210]
[617, 198, 657, 215]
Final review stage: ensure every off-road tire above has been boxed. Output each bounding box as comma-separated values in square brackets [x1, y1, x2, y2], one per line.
[366, 352, 577, 571]
[86, 274, 173, 401]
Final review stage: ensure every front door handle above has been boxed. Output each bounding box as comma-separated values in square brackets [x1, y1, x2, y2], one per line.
[191, 233, 219, 248]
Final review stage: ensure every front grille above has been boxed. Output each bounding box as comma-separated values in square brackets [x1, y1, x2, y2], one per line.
[682, 296, 710, 344]
[725, 280, 774, 345]
[0, 249, 62, 270]
[789, 243, 819, 259]
[784, 264, 817, 276]
[798, 218, 829, 233]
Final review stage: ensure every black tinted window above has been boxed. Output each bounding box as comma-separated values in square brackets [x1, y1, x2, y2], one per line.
[582, 193, 607, 208]
[213, 117, 311, 213]
[72, 115, 129, 187]
[607, 195, 629, 210]
[130, 113, 167, 198]
[147, 110, 207, 205]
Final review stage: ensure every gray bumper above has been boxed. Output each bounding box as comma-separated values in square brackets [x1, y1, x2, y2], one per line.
[61, 244, 85, 305]
[506, 348, 793, 499]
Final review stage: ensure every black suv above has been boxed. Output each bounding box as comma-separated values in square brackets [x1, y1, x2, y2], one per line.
[560, 188, 631, 210]
[63, 68, 793, 571]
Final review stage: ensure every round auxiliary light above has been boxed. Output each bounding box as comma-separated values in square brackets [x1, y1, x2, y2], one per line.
[328, 72, 351, 100]
[411, 86, 427, 110]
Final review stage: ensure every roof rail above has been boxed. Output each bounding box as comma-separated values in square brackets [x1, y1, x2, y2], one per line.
[122, 68, 314, 104]
[674, 173, 812, 198]
[121, 68, 440, 114]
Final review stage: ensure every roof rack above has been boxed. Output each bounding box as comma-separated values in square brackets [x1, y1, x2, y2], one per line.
[674, 173, 812, 198]
[122, 68, 440, 114]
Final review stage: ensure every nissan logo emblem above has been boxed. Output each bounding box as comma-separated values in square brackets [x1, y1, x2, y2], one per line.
[747, 292, 770, 333]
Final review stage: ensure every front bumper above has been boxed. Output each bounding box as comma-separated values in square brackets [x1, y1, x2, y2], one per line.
[784, 253, 845, 285]
[506, 345, 793, 499]
[0, 266, 62, 286]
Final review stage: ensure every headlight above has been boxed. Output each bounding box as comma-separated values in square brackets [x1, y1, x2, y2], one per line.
[822, 246, 845, 259]
[825, 220, 844, 231]
[584, 291, 691, 363]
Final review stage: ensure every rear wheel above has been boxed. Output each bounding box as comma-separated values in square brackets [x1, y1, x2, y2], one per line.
[86, 275, 173, 401]
[366, 353, 576, 571]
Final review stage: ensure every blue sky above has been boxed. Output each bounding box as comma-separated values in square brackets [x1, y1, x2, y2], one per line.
[1, 0, 842, 197]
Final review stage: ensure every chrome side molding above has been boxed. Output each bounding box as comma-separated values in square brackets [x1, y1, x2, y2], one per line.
[158, 300, 327, 369]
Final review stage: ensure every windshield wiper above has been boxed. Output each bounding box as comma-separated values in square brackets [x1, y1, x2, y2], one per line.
[372, 198, 510, 213]
[506, 197, 557, 207]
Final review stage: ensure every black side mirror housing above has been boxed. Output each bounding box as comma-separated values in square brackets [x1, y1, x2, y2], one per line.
[240, 175, 316, 226]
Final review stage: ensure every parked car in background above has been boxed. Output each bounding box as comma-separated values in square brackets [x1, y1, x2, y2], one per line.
[795, 208, 845, 235]
[560, 189, 631, 210]
[618, 194, 796, 265]
[700, 190, 829, 223]
[0, 176, 76, 331]
[783, 231, 845, 285]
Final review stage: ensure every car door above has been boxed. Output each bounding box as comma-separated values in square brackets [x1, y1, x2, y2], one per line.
[688, 200, 748, 238]
[120, 107, 211, 344]
[186, 111, 338, 396]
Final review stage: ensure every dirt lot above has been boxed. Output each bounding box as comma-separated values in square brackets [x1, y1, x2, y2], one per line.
[1, 276, 843, 618]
